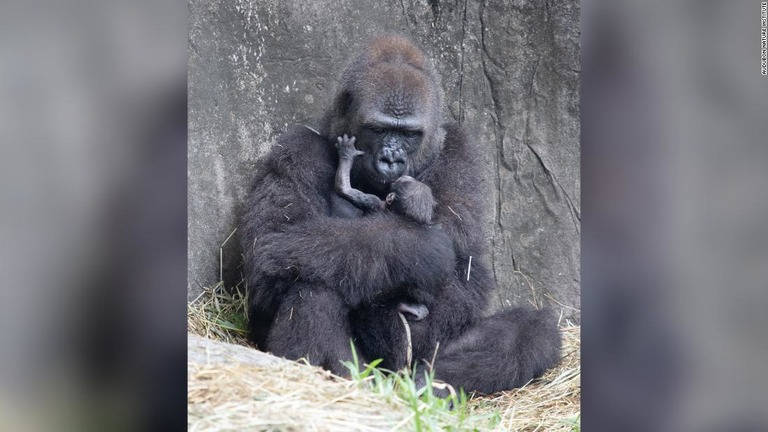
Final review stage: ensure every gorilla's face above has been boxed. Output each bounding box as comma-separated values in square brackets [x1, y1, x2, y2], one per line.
[352, 104, 426, 194]
[358, 120, 423, 182]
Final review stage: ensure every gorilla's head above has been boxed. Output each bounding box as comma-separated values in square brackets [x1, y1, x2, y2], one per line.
[322, 35, 445, 195]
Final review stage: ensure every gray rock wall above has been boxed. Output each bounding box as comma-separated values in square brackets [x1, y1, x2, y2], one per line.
[189, 0, 581, 322]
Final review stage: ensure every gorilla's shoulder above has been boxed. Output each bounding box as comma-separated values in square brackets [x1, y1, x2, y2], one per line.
[265, 125, 335, 174]
[272, 125, 331, 158]
[441, 122, 481, 161]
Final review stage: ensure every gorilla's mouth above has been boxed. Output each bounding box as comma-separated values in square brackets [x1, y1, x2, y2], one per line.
[361, 159, 401, 187]
[375, 157, 406, 177]
[356, 170, 398, 197]
[376, 171, 401, 184]
[373, 160, 408, 184]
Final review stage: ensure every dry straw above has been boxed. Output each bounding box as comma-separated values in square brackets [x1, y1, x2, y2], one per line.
[189, 360, 412, 431]
[188, 289, 580, 431]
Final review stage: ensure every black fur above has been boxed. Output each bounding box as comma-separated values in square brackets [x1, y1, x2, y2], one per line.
[241, 35, 561, 393]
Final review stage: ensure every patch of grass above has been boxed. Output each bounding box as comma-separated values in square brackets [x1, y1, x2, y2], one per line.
[563, 413, 581, 431]
[342, 344, 501, 431]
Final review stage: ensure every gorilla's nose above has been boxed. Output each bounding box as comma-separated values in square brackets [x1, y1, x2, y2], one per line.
[376, 152, 406, 178]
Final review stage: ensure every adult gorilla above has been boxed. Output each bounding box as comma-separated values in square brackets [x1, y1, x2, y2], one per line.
[241, 35, 561, 393]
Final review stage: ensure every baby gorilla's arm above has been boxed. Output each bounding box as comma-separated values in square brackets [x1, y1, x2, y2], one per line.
[334, 135, 385, 212]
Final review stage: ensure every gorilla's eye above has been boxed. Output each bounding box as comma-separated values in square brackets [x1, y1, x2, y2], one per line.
[403, 130, 423, 139]
[367, 126, 385, 134]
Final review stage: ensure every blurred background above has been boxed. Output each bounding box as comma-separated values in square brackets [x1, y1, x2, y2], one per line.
[0, 0, 766, 431]
[582, 0, 768, 430]
[0, 0, 186, 430]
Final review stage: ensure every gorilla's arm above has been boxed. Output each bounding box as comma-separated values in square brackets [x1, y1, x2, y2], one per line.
[250, 214, 454, 307]
[428, 124, 491, 256]
[242, 128, 455, 309]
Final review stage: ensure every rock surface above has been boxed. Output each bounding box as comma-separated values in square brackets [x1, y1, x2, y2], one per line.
[188, 333, 282, 367]
[189, 0, 581, 322]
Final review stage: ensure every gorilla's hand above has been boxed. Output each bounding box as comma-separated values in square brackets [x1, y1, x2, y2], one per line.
[386, 176, 435, 224]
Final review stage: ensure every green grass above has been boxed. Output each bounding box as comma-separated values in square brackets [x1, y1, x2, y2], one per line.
[342, 343, 501, 432]
[563, 413, 581, 431]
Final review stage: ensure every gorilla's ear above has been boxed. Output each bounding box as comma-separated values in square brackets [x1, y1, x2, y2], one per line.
[338, 91, 354, 117]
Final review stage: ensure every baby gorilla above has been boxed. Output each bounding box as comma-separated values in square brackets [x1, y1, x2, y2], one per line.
[335, 134, 435, 224]
[335, 133, 431, 322]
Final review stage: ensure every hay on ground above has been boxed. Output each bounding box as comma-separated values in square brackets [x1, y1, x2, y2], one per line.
[188, 282, 250, 346]
[472, 325, 580, 431]
[188, 288, 580, 431]
[189, 359, 412, 431]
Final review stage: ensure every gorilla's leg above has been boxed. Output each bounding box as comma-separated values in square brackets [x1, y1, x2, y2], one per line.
[265, 283, 356, 376]
[349, 301, 410, 371]
[352, 271, 491, 373]
[349, 298, 431, 371]
[418, 307, 562, 395]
